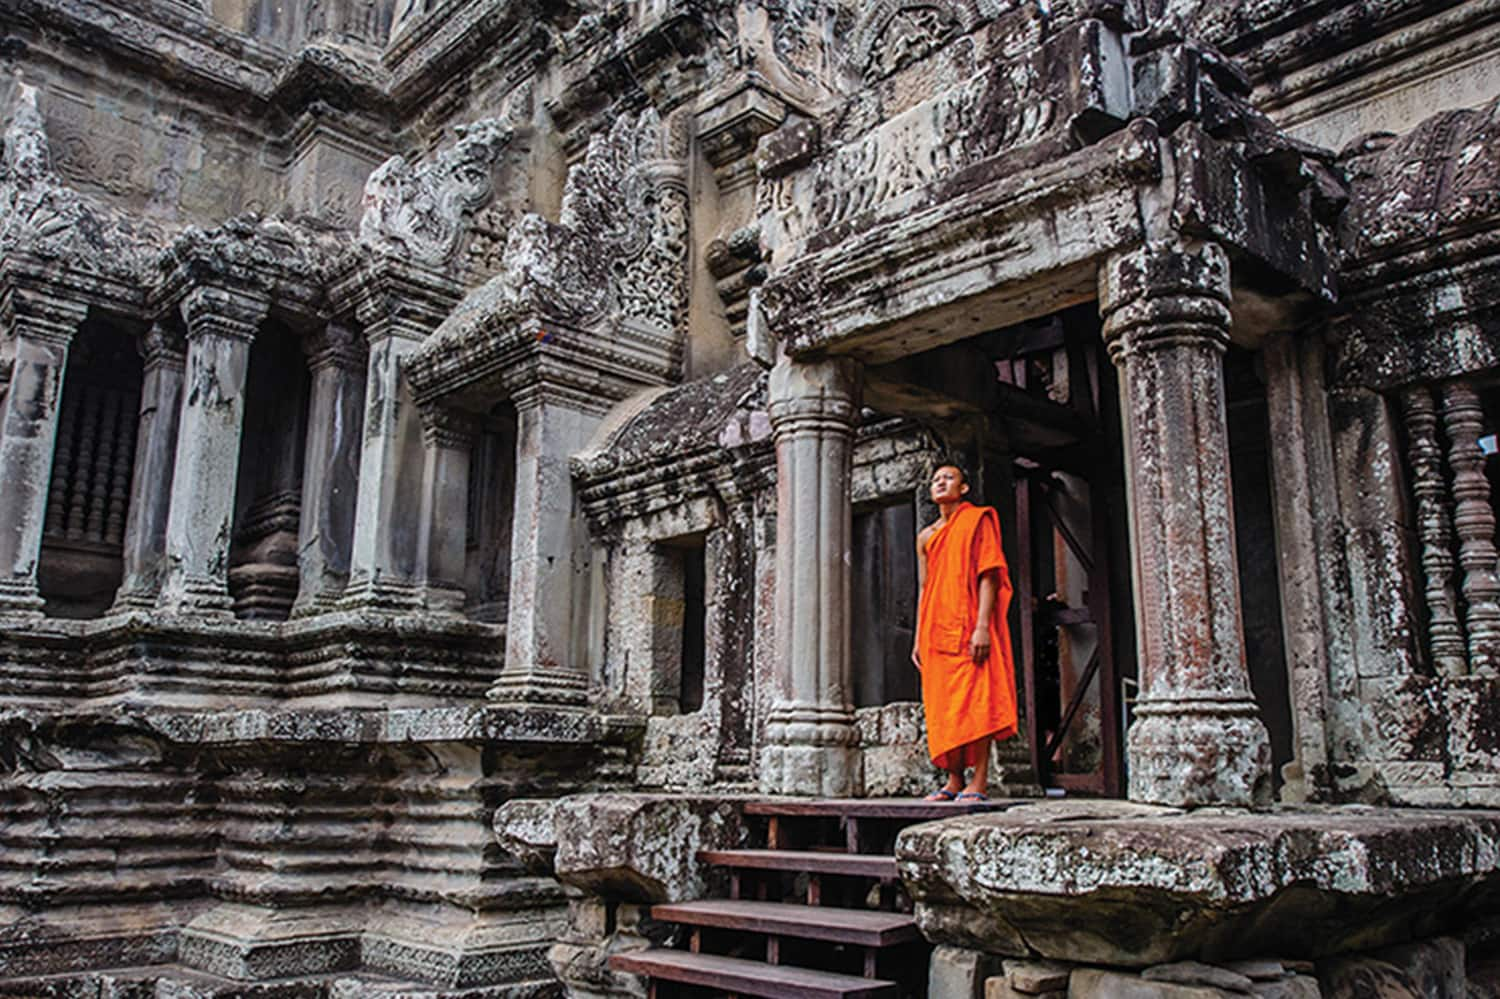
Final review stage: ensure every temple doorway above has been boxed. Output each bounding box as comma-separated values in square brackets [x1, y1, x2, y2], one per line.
[866, 303, 1135, 797]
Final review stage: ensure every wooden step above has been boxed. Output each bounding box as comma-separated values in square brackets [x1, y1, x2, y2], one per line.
[700, 849, 897, 879]
[652, 899, 920, 947]
[610, 949, 899, 999]
[745, 798, 1008, 820]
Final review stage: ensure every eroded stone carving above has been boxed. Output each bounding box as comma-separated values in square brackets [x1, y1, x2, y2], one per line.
[0, 84, 161, 282]
[358, 118, 513, 268]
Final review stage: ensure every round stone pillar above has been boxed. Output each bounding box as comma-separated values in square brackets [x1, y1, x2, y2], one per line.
[760, 355, 862, 797]
[1099, 240, 1271, 807]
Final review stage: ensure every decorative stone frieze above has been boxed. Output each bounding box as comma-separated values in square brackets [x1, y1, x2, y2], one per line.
[1098, 239, 1271, 808]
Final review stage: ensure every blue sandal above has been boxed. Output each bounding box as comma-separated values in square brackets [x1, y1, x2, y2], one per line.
[924, 789, 958, 801]
[955, 791, 989, 802]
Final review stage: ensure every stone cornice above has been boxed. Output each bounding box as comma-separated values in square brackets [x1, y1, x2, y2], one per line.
[13, 0, 282, 107]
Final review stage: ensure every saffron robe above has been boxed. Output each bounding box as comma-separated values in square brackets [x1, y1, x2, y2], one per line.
[917, 502, 1019, 769]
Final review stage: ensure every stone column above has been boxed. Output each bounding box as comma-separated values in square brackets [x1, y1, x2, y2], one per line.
[341, 267, 457, 612]
[759, 355, 862, 797]
[1098, 240, 1270, 807]
[113, 323, 188, 610]
[415, 403, 476, 614]
[0, 291, 87, 614]
[157, 286, 269, 617]
[291, 322, 366, 616]
[488, 380, 605, 706]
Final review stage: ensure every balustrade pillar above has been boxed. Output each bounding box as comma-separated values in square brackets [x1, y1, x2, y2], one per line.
[0, 289, 87, 614]
[292, 322, 366, 616]
[1401, 385, 1468, 676]
[1098, 240, 1270, 807]
[113, 324, 188, 610]
[758, 355, 862, 797]
[1440, 380, 1500, 675]
[488, 380, 603, 706]
[416, 403, 476, 614]
[157, 286, 268, 616]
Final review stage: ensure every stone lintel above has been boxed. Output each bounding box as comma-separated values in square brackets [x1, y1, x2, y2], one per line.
[1169, 122, 1338, 305]
[895, 801, 1500, 967]
[761, 121, 1160, 364]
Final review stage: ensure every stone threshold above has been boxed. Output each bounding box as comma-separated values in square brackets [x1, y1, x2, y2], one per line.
[896, 799, 1500, 967]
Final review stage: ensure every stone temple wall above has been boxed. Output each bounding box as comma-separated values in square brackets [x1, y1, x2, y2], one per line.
[0, 0, 1499, 994]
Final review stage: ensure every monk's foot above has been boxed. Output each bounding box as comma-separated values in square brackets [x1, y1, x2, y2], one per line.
[957, 788, 989, 801]
[924, 788, 957, 801]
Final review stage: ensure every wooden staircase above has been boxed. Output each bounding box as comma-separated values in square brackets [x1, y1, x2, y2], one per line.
[610, 798, 1002, 999]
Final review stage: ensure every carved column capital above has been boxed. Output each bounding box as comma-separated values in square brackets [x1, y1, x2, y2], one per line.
[417, 403, 479, 451]
[179, 286, 271, 343]
[138, 323, 187, 369]
[766, 355, 861, 439]
[303, 320, 366, 373]
[1099, 240, 1232, 359]
[0, 284, 88, 347]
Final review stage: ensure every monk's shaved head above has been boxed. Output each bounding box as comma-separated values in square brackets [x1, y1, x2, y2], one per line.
[932, 460, 969, 485]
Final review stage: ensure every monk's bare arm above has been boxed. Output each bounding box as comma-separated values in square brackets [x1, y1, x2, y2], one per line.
[970, 569, 1000, 666]
[912, 525, 933, 670]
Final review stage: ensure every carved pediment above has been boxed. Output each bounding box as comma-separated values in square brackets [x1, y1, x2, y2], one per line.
[159, 212, 351, 312]
[406, 107, 690, 405]
[0, 84, 164, 286]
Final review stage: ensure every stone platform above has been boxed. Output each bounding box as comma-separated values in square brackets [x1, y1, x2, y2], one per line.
[896, 800, 1500, 967]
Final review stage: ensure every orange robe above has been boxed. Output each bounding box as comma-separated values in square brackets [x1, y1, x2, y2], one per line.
[917, 502, 1019, 769]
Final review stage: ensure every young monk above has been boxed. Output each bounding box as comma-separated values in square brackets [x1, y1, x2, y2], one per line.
[911, 462, 1019, 801]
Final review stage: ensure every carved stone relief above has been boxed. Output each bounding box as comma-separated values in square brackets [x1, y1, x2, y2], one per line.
[358, 117, 514, 268]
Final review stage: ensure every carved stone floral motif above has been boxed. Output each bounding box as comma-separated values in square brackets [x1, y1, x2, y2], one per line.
[358, 117, 513, 268]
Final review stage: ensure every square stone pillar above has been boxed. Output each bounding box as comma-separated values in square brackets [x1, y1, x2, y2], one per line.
[488, 381, 605, 707]
[113, 323, 188, 610]
[1099, 240, 1270, 807]
[758, 355, 863, 797]
[157, 286, 269, 617]
[291, 322, 366, 616]
[0, 289, 88, 615]
[341, 264, 459, 611]
[415, 403, 477, 614]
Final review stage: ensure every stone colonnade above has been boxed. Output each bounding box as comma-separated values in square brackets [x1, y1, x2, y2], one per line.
[0, 261, 490, 626]
[759, 239, 1273, 807]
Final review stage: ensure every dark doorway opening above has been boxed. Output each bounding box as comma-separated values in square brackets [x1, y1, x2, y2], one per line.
[38, 319, 143, 618]
[1225, 346, 1294, 794]
[852, 499, 919, 708]
[679, 541, 706, 714]
[865, 303, 1135, 796]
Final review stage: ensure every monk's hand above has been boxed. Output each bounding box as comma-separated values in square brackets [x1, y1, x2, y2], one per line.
[911, 644, 921, 671]
[969, 627, 991, 665]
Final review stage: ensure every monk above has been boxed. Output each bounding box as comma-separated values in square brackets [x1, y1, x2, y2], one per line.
[911, 462, 1018, 801]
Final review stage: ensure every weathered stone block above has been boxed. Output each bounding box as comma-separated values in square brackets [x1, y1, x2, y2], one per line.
[929, 945, 1002, 999]
[1142, 961, 1254, 992]
[493, 798, 560, 876]
[896, 803, 1500, 966]
[1002, 957, 1071, 994]
[1069, 969, 1238, 998]
[552, 794, 751, 903]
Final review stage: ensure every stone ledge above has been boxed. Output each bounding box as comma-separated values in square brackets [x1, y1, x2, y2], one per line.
[0, 706, 642, 746]
[896, 800, 1500, 966]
